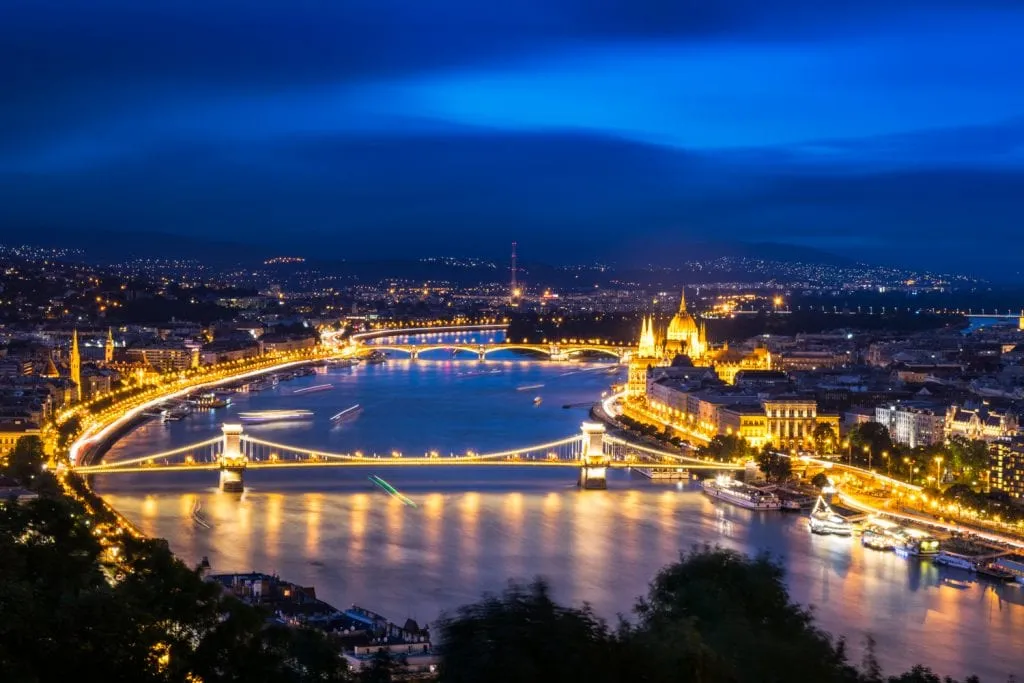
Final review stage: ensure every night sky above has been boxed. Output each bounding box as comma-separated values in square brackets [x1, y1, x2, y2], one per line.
[2, 1, 1023, 275]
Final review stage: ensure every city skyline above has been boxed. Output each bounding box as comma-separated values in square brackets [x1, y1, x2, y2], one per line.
[2, 1, 1023, 276]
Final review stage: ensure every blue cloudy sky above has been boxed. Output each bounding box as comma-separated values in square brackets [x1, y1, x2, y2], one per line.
[2, 0, 1023, 274]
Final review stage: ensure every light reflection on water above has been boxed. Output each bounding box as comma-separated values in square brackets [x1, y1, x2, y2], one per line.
[102, 483, 1024, 681]
[93, 338, 1024, 681]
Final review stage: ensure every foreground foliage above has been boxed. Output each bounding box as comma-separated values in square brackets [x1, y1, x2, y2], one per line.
[0, 437, 350, 683]
[438, 548, 986, 683]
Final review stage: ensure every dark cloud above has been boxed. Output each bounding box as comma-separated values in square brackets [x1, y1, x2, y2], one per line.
[2, 130, 1020, 277]
[1, 0, 1022, 276]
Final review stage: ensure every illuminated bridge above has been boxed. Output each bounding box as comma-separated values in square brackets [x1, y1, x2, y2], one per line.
[74, 422, 741, 491]
[362, 342, 630, 362]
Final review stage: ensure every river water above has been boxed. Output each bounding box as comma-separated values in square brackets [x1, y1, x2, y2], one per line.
[95, 334, 1024, 681]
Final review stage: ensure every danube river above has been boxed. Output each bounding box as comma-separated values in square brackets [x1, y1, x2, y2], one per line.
[95, 335, 1023, 680]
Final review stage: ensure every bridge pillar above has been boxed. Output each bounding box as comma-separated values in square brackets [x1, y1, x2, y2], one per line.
[219, 423, 246, 493]
[477, 346, 486, 362]
[578, 422, 610, 490]
[409, 348, 418, 361]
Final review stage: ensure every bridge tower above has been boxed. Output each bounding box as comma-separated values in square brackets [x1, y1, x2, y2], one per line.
[578, 422, 610, 490]
[219, 423, 247, 493]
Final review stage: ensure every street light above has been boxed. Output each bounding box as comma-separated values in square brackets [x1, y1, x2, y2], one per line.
[863, 445, 870, 469]
[934, 456, 944, 484]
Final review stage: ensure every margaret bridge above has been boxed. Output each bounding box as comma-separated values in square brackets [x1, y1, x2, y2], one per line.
[336, 323, 632, 362]
[74, 422, 742, 492]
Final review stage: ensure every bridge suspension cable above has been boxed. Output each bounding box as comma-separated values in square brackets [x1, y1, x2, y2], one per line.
[604, 434, 740, 469]
[240, 434, 583, 463]
[76, 436, 223, 471]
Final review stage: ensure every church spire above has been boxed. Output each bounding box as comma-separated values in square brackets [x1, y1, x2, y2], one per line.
[105, 327, 114, 364]
[638, 315, 657, 358]
[678, 289, 687, 314]
[70, 329, 82, 402]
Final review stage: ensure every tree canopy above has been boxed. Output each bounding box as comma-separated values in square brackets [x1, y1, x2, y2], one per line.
[757, 448, 793, 483]
[0, 437, 351, 683]
[437, 546, 981, 683]
[699, 434, 755, 463]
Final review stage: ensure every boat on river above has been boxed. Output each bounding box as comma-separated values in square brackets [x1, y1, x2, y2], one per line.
[977, 563, 1016, 583]
[292, 384, 333, 395]
[893, 528, 940, 558]
[238, 409, 314, 424]
[702, 476, 781, 510]
[331, 405, 362, 423]
[992, 555, 1024, 584]
[935, 551, 978, 572]
[808, 496, 853, 536]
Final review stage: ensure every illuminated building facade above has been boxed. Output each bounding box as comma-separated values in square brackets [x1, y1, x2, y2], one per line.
[990, 437, 1024, 501]
[763, 398, 823, 448]
[627, 316, 664, 397]
[629, 291, 772, 393]
[875, 402, 946, 448]
[947, 404, 1019, 443]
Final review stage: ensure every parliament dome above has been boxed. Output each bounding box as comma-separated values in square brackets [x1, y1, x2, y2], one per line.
[666, 290, 698, 341]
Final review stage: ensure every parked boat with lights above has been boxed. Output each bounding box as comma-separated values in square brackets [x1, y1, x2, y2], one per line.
[702, 476, 781, 510]
[893, 528, 940, 558]
[992, 555, 1024, 584]
[934, 551, 978, 572]
[808, 496, 853, 536]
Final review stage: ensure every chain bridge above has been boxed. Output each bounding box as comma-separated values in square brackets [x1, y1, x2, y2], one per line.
[73, 422, 742, 492]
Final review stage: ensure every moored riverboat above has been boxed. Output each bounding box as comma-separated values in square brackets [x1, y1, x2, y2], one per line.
[893, 528, 940, 558]
[808, 496, 853, 536]
[934, 551, 978, 572]
[702, 476, 781, 510]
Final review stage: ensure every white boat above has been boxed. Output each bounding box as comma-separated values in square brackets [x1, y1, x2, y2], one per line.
[893, 528, 940, 558]
[292, 384, 333, 395]
[808, 496, 853, 536]
[702, 476, 781, 510]
[935, 551, 977, 572]
[861, 520, 899, 551]
[237, 409, 314, 424]
[517, 384, 545, 391]
[331, 404, 362, 422]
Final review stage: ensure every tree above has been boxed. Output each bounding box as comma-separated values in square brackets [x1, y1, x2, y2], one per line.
[357, 648, 405, 683]
[437, 579, 623, 683]
[699, 435, 754, 463]
[757, 448, 793, 483]
[57, 416, 82, 454]
[0, 492, 351, 682]
[811, 472, 832, 489]
[812, 423, 837, 455]
[634, 546, 860, 683]
[3, 435, 47, 486]
[848, 423, 893, 466]
[945, 436, 989, 478]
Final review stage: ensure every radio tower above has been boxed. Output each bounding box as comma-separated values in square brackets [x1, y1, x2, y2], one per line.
[510, 241, 520, 305]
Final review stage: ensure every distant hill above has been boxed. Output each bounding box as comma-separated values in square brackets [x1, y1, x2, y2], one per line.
[15, 227, 851, 269]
